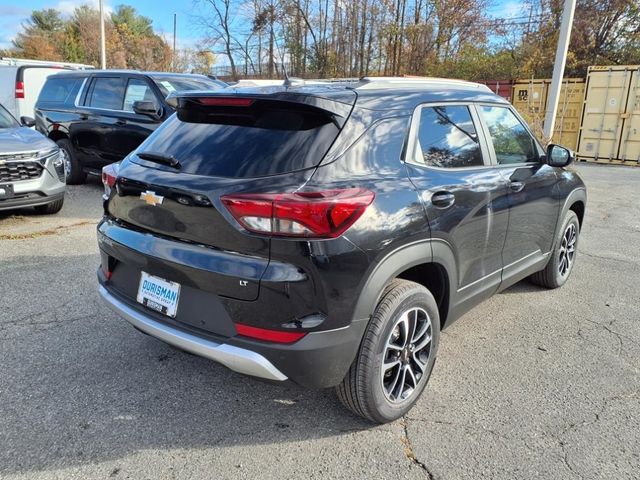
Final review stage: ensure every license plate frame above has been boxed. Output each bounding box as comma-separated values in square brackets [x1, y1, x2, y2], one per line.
[136, 271, 181, 318]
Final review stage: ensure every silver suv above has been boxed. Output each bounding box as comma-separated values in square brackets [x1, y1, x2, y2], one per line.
[0, 103, 65, 214]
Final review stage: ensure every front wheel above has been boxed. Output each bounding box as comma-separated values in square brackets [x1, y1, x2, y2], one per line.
[56, 138, 86, 185]
[336, 279, 440, 423]
[530, 210, 580, 288]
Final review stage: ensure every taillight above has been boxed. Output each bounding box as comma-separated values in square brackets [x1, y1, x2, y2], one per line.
[101, 263, 112, 280]
[221, 188, 374, 239]
[196, 97, 255, 107]
[101, 163, 120, 200]
[235, 323, 306, 344]
[15, 81, 24, 99]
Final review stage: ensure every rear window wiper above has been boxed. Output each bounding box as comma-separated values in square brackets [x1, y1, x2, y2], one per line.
[136, 151, 181, 169]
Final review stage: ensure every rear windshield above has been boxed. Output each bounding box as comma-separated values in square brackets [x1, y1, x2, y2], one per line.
[152, 76, 224, 96]
[132, 100, 341, 178]
[38, 76, 82, 106]
[0, 104, 18, 128]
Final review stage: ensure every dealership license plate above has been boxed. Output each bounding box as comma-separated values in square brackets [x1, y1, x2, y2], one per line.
[136, 272, 180, 318]
[0, 184, 14, 199]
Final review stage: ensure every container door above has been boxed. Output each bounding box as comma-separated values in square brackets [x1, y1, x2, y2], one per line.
[619, 68, 640, 164]
[577, 67, 635, 162]
[553, 80, 584, 150]
[512, 80, 548, 138]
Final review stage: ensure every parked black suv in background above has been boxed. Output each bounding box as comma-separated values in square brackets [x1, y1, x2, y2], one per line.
[34, 70, 225, 184]
[97, 78, 586, 423]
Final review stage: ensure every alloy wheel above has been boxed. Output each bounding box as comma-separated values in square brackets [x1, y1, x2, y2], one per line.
[558, 223, 577, 277]
[60, 148, 72, 182]
[381, 307, 433, 403]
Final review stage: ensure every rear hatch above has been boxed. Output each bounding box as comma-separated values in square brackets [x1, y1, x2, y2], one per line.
[104, 88, 356, 305]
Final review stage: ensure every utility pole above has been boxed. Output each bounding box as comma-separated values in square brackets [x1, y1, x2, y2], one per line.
[543, 0, 576, 141]
[173, 13, 177, 71]
[99, 0, 106, 69]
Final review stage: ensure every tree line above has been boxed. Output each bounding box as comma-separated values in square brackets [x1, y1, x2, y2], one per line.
[3, 0, 639, 81]
[1, 5, 172, 70]
[196, 0, 640, 80]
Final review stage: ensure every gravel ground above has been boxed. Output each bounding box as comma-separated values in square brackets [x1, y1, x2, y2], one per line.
[0, 164, 638, 480]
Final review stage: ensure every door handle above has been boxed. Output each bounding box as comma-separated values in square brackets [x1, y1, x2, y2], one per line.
[115, 119, 127, 126]
[79, 113, 88, 120]
[510, 181, 525, 193]
[431, 191, 455, 208]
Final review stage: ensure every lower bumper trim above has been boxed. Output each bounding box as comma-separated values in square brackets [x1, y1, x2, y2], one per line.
[0, 192, 64, 211]
[98, 285, 287, 382]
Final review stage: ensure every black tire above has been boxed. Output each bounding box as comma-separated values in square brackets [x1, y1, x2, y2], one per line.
[530, 210, 580, 289]
[56, 138, 86, 185]
[336, 279, 440, 423]
[34, 198, 64, 215]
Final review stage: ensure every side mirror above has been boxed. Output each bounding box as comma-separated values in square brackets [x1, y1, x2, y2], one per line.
[20, 116, 35, 127]
[546, 144, 574, 167]
[133, 101, 161, 120]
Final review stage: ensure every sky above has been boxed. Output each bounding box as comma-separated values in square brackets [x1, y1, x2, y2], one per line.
[0, 0, 525, 55]
[0, 0, 200, 50]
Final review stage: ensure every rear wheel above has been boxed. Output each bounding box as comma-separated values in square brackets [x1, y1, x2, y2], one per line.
[530, 210, 580, 288]
[336, 279, 440, 423]
[56, 138, 86, 185]
[34, 198, 64, 215]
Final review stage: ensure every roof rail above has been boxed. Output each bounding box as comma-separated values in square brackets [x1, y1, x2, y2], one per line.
[357, 76, 492, 92]
[0, 57, 94, 69]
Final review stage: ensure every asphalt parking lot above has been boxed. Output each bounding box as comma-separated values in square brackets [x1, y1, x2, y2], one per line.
[0, 164, 638, 480]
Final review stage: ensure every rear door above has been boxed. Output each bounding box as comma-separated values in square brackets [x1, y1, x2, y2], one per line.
[72, 75, 127, 169]
[476, 104, 560, 283]
[405, 103, 510, 307]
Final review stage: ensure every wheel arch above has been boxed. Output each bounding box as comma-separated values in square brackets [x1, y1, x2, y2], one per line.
[352, 239, 458, 330]
[558, 187, 586, 232]
[569, 199, 585, 228]
[48, 130, 69, 143]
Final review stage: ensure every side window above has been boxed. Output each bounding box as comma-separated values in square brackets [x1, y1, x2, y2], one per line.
[38, 77, 81, 105]
[414, 105, 483, 168]
[88, 77, 125, 110]
[123, 78, 158, 112]
[479, 106, 538, 164]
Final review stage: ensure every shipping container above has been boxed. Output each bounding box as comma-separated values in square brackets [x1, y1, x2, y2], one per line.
[577, 65, 640, 165]
[511, 78, 585, 150]
[481, 80, 514, 101]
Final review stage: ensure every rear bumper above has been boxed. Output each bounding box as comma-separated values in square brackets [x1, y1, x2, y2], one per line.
[97, 217, 371, 388]
[99, 285, 288, 381]
[99, 279, 369, 388]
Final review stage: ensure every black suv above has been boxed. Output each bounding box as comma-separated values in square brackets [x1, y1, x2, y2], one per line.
[97, 78, 586, 423]
[34, 70, 225, 184]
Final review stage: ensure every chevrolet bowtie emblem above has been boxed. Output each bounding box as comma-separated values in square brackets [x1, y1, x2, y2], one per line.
[140, 190, 164, 206]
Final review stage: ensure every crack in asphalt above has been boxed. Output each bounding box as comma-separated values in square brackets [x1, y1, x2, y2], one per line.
[579, 250, 638, 265]
[401, 417, 435, 479]
[581, 317, 640, 352]
[554, 390, 639, 479]
[558, 439, 586, 480]
[0, 298, 102, 336]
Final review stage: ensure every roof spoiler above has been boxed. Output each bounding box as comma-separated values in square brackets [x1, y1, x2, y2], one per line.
[166, 90, 355, 126]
